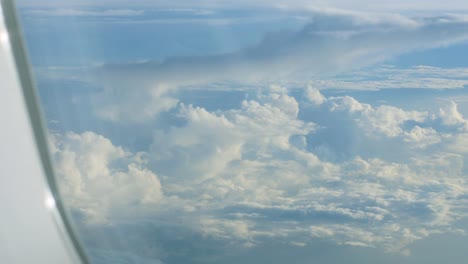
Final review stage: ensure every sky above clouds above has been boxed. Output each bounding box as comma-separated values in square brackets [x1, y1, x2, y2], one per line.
[15, 1, 468, 263]
[15, 0, 468, 12]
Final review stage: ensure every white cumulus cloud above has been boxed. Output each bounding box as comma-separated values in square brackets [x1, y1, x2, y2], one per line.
[49, 131, 163, 223]
[49, 87, 468, 256]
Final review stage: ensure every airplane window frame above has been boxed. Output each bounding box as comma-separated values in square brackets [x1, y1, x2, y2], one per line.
[0, 0, 88, 263]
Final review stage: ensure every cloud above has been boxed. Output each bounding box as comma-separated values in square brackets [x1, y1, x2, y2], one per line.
[101, 11, 468, 79]
[308, 65, 468, 91]
[149, 86, 317, 183]
[28, 10, 468, 124]
[16, 0, 468, 12]
[305, 85, 326, 105]
[26, 8, 145, 17]
[93, 82, 179, 123]
[437, 101, 468, 128]
[403, 126, 441, 148]
[325, 94, 428, 137]
[23, 7, 252, 26]
[91, 11, 468, 122]
[19, 1, 468, 262]
[49, 131, 163, 223]
[50, 87, 468, 258]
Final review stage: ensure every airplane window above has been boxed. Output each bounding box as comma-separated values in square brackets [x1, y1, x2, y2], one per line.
[13, 0, 468, 263]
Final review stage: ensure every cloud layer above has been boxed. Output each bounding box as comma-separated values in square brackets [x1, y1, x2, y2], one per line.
[16, 0, 468, 12]
[25, 5, 468, 263]
[89, 10, 468, 122]
[50, 86, 468, 262]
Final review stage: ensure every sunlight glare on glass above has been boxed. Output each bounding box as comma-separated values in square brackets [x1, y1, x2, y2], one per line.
[45, 191, 56, 210]
[0, 30, 8, 46]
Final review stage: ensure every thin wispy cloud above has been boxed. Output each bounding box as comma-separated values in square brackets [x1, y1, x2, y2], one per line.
[25, 8, 145, 17]
[15, 0, 468, 12]
[91, 10, 468, 122]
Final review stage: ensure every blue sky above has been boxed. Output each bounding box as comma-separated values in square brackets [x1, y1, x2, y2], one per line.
[15, 1, 468, 263]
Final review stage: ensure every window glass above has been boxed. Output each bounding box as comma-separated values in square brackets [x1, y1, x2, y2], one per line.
[16, 1, 468, 263]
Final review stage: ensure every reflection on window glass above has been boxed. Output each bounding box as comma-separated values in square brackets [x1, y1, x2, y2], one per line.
[16, 0, 468, 263]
